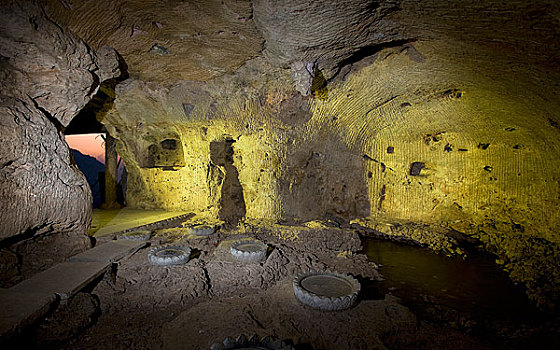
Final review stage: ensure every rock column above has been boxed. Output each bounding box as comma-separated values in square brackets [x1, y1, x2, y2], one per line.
[103, 133, 119, 209]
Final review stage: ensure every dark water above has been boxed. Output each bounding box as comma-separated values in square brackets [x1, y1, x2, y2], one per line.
[361, 238, 560, 347]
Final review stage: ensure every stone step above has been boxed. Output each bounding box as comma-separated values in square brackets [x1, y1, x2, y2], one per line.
[0, 240, 146, 341]
[10, 261, 110, 298]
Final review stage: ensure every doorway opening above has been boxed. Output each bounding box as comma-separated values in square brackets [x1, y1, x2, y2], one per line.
[64, 79, 127, 209]
[65, 133, 126, 208]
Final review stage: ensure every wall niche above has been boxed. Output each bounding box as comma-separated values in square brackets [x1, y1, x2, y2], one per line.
[141, 137, 186, 170]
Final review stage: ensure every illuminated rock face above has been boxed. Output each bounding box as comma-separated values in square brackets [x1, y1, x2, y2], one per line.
[102, 64, 371, 223]
[1, 0, 559, 309]
[0, 1, 122, 285]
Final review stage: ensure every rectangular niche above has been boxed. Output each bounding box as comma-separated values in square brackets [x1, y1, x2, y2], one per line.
[142, 137, 186, 170]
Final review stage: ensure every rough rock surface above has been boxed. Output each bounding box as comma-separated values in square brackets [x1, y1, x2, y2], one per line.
[253, 0, 403, 80]
[35, 293, 101, 347]
[39, 0, 264, 83]
[0, 1, 119, 126]
[3, 0, 560, 314]
[161, 281, 490, 350]
[101, 59, 371, 223]
[101, 37, 560, 307]
[0, 0, 123, 284]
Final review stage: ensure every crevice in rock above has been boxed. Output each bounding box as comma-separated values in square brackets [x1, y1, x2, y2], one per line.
[26, 95, 65, 132]
[365, 95, 400, 116]
[548, 117, 559, 129]
[34, 292, 102, 349]
[1, 160, 14, 168]
[201, 263, 213, 296]
[86, 71, 101, 97]
[330, 39, 416, 81]
[409, 162, 426, 176]
[247, 307, 266, 330]
[310, 67, 328, 100]
[363, 154, 393, 172]
[378, 185, 386, 211]
[65, 78, 121, 135]
[0, 224, 52, 250]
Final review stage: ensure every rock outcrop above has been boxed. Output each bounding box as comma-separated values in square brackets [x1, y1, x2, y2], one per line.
[0, 0, 123, 286]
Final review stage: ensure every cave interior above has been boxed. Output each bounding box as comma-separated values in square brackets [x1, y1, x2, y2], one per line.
[1, 0, 560, 349]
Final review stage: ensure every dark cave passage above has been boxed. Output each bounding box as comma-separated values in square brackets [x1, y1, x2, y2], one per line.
[210, 138, 246, 226]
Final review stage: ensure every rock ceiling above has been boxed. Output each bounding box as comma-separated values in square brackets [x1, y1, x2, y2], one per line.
[40, 0, 263, 82]
[39, 0, 559, 86]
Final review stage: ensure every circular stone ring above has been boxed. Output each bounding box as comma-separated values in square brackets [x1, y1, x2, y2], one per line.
[116, 230, 152, 241]
[210, 334, 293, 350]
[185, 225, 216, 236]
[293, 271, 360, 311]
[230, 239, 268, 263]
[148, 245, 191, 265]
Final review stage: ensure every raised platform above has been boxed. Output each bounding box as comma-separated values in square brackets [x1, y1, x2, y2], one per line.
[0, 240, 146, 341]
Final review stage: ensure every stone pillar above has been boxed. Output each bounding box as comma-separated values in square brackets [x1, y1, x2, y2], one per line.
[103, 133, 119, 209]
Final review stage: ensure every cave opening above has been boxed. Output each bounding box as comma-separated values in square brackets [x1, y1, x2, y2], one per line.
[210, 138, 246, 226]
[64, 81, 126, 209]
[64, 133, 106, 208]
[64, 132, 127, 209]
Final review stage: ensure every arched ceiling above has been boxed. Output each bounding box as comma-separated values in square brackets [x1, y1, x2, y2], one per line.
[38, 0, 559, 88]
[39, 0, 264, 82]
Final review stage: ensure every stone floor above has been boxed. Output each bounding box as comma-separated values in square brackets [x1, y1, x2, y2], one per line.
[1, 208, 191, 342]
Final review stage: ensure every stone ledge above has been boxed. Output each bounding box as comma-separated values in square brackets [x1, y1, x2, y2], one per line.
[0, 240, 146, 341]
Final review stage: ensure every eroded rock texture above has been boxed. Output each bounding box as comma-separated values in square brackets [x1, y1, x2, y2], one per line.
[39, 0, 263, 83]
[253, 0, 403, 80]
[0, 0, 122, 285]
